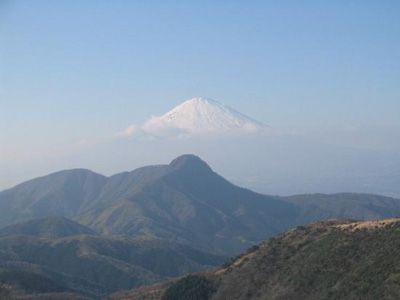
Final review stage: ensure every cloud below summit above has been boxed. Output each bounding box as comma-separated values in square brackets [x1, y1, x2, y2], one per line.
[120, 97, 271, 139]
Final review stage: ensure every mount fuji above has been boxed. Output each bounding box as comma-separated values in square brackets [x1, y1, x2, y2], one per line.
[122, 97, 269, 138]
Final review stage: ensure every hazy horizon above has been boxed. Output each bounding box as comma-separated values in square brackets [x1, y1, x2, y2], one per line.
[1, 1, 399, 195]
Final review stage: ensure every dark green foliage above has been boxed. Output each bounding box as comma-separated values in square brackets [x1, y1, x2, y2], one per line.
[162, 275, 215, 300]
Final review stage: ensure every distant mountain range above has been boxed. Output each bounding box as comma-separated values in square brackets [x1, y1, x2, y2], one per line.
[3, 97, 398, 201]
[116, 218, 400, 300]
[1, 154, 400, 256]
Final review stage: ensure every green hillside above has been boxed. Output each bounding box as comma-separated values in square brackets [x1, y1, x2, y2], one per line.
[0, 217, 225, 299]
[1, 155, 400, 257]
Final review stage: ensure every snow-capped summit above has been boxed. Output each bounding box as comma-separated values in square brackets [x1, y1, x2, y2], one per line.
[123, 97, 269, 138]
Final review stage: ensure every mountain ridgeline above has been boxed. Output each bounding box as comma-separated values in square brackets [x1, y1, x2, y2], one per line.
[0, 217, 226, 299]
[0, 155, 400, 299]
[1, 154, 400, 257]
[116, 218, 400, 300]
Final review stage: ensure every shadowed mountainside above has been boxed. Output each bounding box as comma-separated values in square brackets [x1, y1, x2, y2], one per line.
[0, 217, 225, 299]
[1, 155, 400, 257]
[0, 216, 96, 238]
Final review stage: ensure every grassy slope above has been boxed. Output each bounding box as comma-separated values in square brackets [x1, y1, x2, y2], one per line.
[118, 218, 400, 300]
[211, 218, 400, 300]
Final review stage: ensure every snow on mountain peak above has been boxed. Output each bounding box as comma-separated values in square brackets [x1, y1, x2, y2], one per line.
[122, 97, 269, 138]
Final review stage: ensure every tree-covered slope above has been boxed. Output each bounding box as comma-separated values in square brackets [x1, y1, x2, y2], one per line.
[0, 169, 107, 228]
[119, 218, 400, 300]
[79, 155, 297, 255]
[1, 155, 400, 257]
[0, 216, 96, 238]
[0, 218, 225, 299]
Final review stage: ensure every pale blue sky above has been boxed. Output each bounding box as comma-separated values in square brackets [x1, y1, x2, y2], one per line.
[1, 1, 400, 188]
